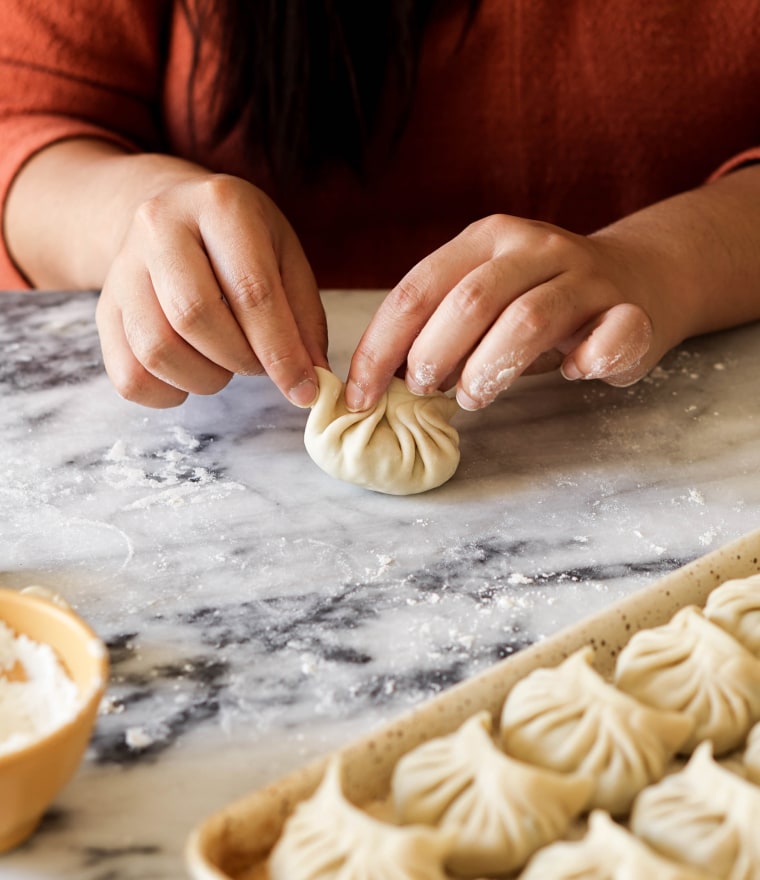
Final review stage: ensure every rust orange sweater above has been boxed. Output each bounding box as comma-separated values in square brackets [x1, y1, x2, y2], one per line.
[1, 0, 759, 290]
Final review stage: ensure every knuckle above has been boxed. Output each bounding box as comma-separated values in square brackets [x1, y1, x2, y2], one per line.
[110, 365, 172, 407]
[260, 346, 301, 376]
[388, 275, 430, 319]
[116, 376, 153, 404]
[235, 356, 265, 377]
[196, 174, 269, 222]
[353, 343, 389, 379]
[107, 362, 145, 402]
[532, 225, 571, 258]
[507, 295, 552, 338]
[197, 372, 234, 396]
[124, 322, 174, 377]
[452, 278, 492, 319]
[463, 214, 515, 251]
[132, 194, 171, 239]
[196, 174, 240, 211]
[166, 295, 218, 339]
[473, 213, 513, 238]
[166, 292, 210, 336]
[135, 338, 171, 376]
[227, 273, 273, 314]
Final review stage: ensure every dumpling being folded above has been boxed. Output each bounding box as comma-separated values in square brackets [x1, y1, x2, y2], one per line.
[304, 367, 460, 495]
[519, 809, 713, 880]
[269, 757, 452, 880]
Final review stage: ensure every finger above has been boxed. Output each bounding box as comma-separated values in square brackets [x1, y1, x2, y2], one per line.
[561, 303, 653, 386]
[148, 225, 266, 377]
[199, 194, 319, 407]
[439, 355, 468, 392]
[521, 349, 566, 375]
[95, 291, 189, 408]
[112, 267, 235, 396]
[403, 251, 561, 396]
[455, 278, 607, 410]
[345, 215, 573, 411]
[278, 232, 330, 370]
[344, 223, 504, 411]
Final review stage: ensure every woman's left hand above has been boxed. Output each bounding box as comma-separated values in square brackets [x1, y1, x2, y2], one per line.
[344, 213, 672, 412]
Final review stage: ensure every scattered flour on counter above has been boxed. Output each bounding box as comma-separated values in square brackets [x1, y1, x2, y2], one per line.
[687, 488, 705, 505]
[125, 726, 155, 750]
[0, 620, 81, 756]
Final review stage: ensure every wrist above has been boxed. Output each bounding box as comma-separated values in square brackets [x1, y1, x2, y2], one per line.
[592, 165, 760, 351]
[6, 138, 211, 289]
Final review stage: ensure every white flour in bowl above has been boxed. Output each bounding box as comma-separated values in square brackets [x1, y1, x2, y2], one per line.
[0, 620, 81, 756]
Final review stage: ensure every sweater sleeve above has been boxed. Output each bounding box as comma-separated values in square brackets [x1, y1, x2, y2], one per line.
[0, 0, 171, 288]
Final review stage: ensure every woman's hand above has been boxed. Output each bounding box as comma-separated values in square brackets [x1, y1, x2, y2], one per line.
[96, 174, 328, 408]
[347, 162, 760, 413]
[6, 138, 328, 409]
[345, 213, 671, 412]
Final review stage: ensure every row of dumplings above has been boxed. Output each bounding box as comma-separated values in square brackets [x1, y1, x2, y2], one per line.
[268, 572, 760, 879]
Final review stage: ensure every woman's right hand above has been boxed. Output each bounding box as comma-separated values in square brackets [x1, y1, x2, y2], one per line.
[95, 172, 328, 408]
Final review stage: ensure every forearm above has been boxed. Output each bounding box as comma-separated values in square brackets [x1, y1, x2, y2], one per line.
[591, 164, 760, 348]
[5, 138, 209, 289]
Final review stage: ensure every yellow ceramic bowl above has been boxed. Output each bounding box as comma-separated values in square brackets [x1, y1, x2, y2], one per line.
[0, 587, 109, 852]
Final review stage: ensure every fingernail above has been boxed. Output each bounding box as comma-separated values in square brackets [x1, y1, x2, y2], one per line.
[406, 364, 436, 396]
[289, 377, 318, 408]
[405, 376, 428, 396]
[344, 380, 366, 412]
[456, 389, 482, 411]
[561, 358, 584, 381]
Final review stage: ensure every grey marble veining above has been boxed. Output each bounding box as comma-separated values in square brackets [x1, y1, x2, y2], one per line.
[1, 288, 760, 879]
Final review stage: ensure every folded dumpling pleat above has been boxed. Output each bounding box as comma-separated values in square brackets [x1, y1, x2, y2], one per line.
[704, 573, 760, 656]
[743, 720, 760, 784]
[392, 711, 593, 877]
[614, 605, 760, 754]
[304, 367, 460, 495]
[519, 809, 714, 879]
[269, 757, 452, 880]
[631, 741, 760, 879]
[500, 647, 693, 815]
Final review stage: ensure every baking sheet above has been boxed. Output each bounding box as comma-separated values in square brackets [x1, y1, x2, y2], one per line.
[185, 527, 760, 879]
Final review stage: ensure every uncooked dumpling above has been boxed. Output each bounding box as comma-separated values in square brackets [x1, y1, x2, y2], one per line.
[519, 809, 713, 879]
[614, 605, 760, 754]
[704, 573, 760, 656]
[391, 711, 592, 877]
[630, 740, 760, 879]
[499, 647, 693, 815]
[743, 720, 760, 784]
[304, 367, 460, 495]
[268, 757, 452, 880]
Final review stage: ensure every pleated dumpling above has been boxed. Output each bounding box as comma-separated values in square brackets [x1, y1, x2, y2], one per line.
[269, 757, 452, 880]
[704, 573, 760, 656]
[391, 711, 592, 877]
[499, 647, 693, 815]
[743, 721, 760, 784]
[630, 741, 760, 879]
[614, 605, 760, 754]
[304, 367, 460, 495]
[519, 809, 714, 880]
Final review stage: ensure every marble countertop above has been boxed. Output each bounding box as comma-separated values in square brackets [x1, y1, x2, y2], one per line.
[2, 288, 760, 879]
